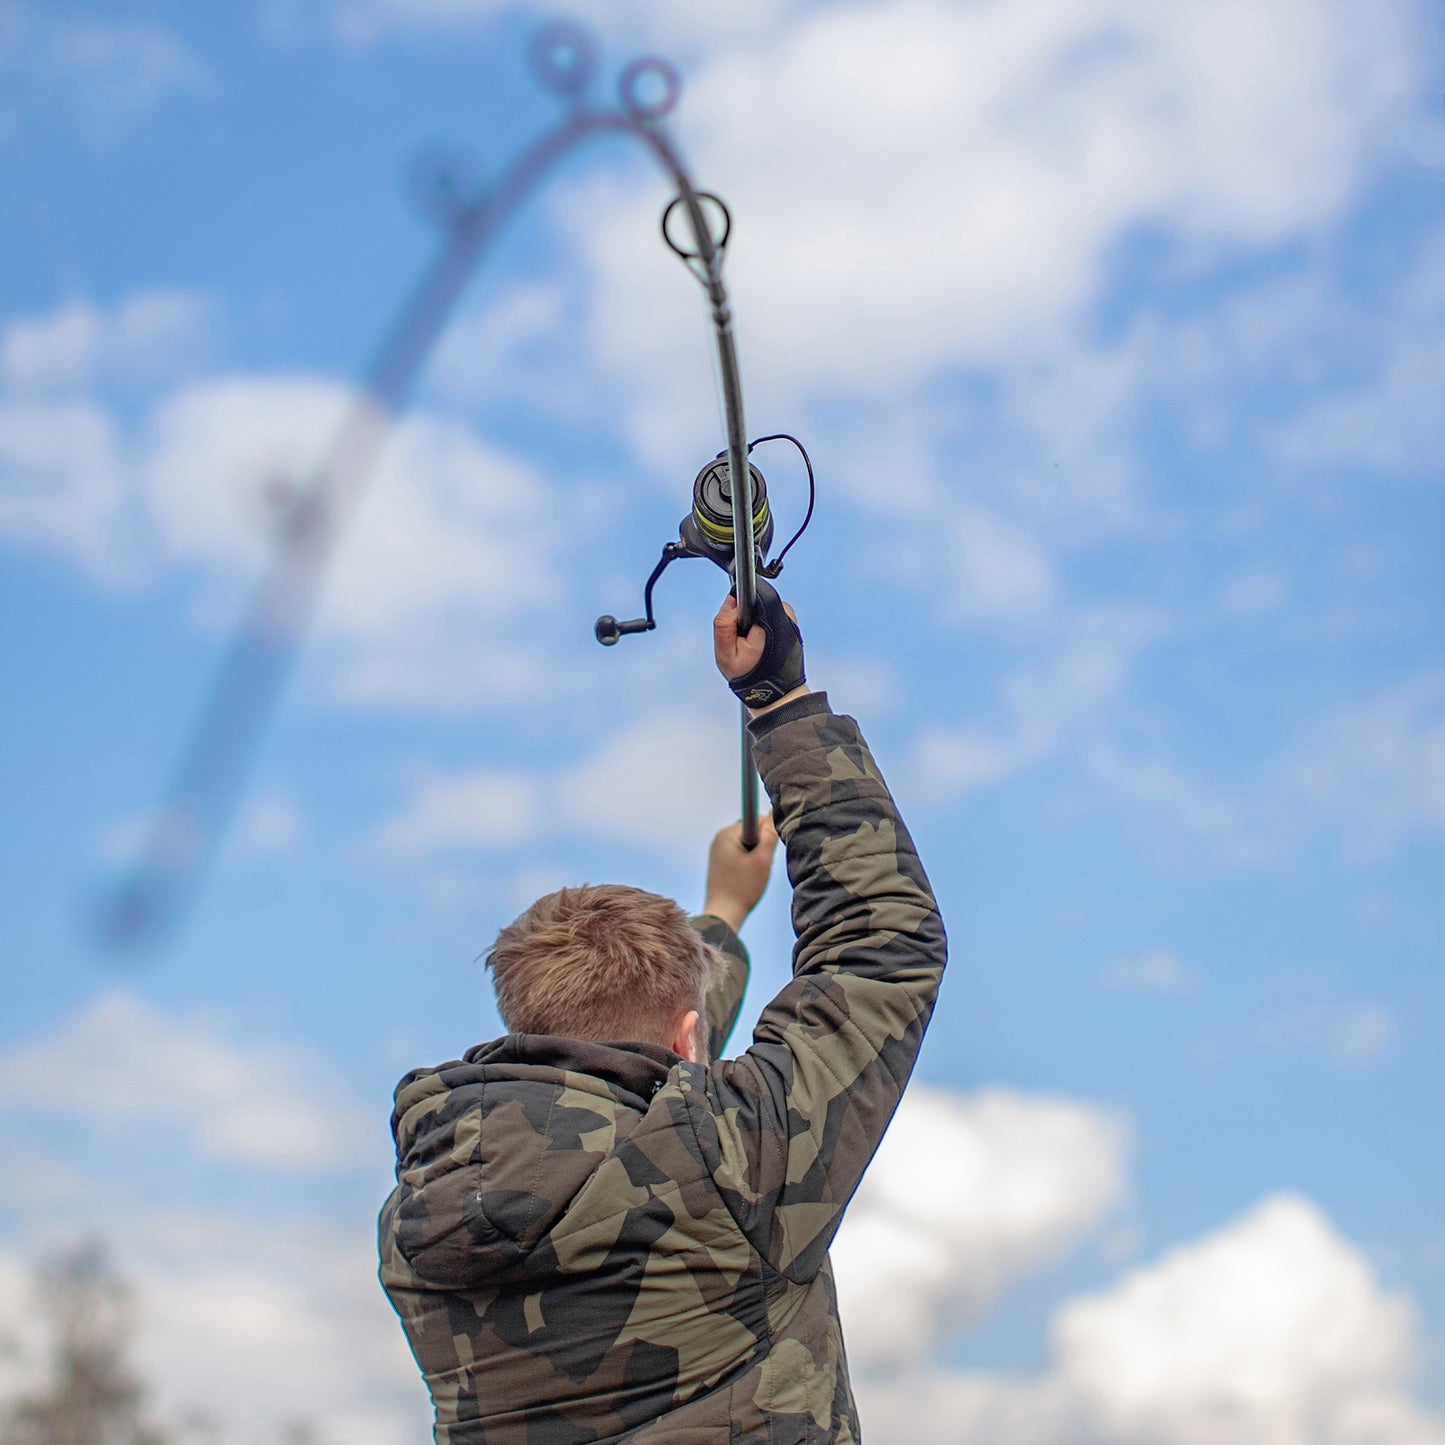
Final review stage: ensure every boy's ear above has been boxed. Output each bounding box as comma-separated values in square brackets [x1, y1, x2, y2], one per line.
[670, 1009, 701, 1064]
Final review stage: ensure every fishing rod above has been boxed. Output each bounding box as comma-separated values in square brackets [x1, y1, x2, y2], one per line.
[96, 23, 812, 949]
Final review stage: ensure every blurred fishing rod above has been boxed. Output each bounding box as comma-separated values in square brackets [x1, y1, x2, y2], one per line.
[95, 23, 787, 953]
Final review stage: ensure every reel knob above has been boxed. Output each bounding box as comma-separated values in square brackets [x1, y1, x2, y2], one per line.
[594, 614, 654, 646]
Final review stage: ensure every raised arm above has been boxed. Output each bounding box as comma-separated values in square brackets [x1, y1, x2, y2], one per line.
[690, 814, 780, 1060]
[698, 593, 947, 1282]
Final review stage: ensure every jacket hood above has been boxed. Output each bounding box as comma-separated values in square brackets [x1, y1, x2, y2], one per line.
[388, 1034, 680, 1289]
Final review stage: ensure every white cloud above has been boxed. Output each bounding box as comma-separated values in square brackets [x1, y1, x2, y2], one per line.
[500, 863, 575, 913]
[1273, 225, 1445, 475]
[0, 4, 207, 139]
[1282, 676, 1445, 858]
[908, 607, 1163, 800]
[1255, 1003, 1399, 1070]
[139, 373, 569, 681]
[533, 0, 1430, 657]
[0, 991, 371, 1173]
[135, 373, 584, 710]
[1, 292, 217, 394]
[291, 0, 796, 49]
[1131, 210, 1445, 482]
[0, 351, 581, 710]
[0, 292, 210, 579]
[945, 506, 1058, 621]
[367, 766, 540, 854]
[1219, 571, 1290, 618]
[801, 650, 904, 721]
[1286, 330, 1445, 473]
[1086, 743, 1264, 863]
[428, 282, 580, 414]
[0, 397, 131, 576]
[103, 790, 306, 867]
[832, 1085, 1129, 1368]
[1074, 669, 1445, 867]
[556, 704, 743, 851]
[909, 728, 1025, 798]
[231, 790, 305, 856]
[1100, 950, 1201, 996]
[856, 1194, 1445, 1445]
[1054, 1195, 1430, 1445]
[327, 408, 554, 621]
[365, 701, 747, 859]
[97, 804, 201, 871]
[137, 372, 356, 578]
[1328, 1006, 1396, 1066]
[572, 0, 1425, 416]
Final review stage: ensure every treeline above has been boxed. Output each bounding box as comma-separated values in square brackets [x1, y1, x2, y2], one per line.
[0, 1246, 328, 1445]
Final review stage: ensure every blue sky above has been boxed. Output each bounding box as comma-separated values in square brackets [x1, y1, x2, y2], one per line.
[2, 0, 1443, 1440]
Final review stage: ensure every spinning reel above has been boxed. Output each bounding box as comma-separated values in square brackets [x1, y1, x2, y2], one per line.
[595, 434, 814, 645]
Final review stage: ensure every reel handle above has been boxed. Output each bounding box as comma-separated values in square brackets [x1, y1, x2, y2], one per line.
[594, 614, 655, 646]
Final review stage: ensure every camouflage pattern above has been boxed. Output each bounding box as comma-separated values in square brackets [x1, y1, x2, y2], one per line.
[379, 694, 946, 1442]
[690, 912, 750, 1061]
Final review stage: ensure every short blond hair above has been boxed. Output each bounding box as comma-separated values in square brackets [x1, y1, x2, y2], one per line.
[486, 884, 722, 1046]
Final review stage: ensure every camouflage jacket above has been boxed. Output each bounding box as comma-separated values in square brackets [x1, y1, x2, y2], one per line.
[379, 694, 946, 1443]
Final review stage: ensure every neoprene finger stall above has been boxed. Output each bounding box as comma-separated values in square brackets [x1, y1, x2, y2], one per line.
[728, 578, 806, 710]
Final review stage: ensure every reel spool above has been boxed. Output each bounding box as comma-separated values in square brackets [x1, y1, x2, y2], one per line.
[680, 456, 773, 567]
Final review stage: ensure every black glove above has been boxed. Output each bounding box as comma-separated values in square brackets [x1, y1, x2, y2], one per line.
[727, 578, 806, 710]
